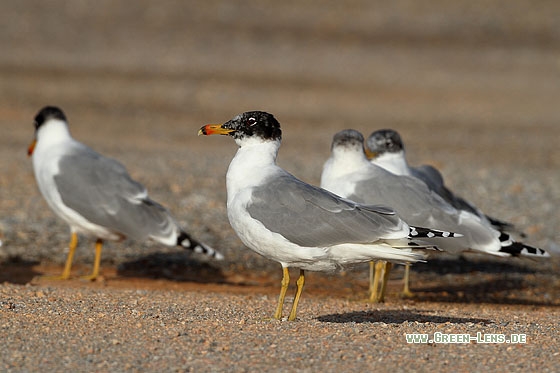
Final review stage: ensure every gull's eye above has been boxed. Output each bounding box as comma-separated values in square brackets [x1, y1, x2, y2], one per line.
[247, 117, 257, 126]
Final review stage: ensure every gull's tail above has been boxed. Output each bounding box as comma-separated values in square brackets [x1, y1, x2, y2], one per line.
[177, 231, 224, 260]
[497, 232, 549, 258]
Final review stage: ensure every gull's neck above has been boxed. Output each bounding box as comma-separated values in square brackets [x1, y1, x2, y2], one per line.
[320, 147, 373, 196]
[226, 138, 281, 203]
[35, 119, 73, 150]
[31, 119, 76, 200]
[324, 147, 371, 178]
[370, 151, 411, 176]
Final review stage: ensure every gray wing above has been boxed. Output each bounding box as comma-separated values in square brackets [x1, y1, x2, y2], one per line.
[413, 165, 519, 233]
[54, 144, 178, 241]
[411, 165, 444, 193]
[413, 165, 481, 217]
[246, 172, 407, 247]
[352, 167, 461, 228]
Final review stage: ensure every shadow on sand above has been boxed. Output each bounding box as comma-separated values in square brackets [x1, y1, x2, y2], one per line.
[117, 251, 227, 284]
[317, 309, 489, 324]
[0, 257, 42, 284]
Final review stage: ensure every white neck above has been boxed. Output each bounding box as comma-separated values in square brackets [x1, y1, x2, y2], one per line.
[370, 151, 411, 176]
[324, 147, 371, 178]
[320, 146, 374, 197]
[226, 139, 281, 204]
[35, 119, 73, 150]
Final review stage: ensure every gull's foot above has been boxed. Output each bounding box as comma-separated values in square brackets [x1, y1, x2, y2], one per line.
[399, 289, 415, 299]
[261, 316, 287, 322]
[79, 274, 104, 282]
[364, 292, 385, 304]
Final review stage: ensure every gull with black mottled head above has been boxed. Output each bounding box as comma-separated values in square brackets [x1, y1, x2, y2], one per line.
[199, 111, 460, 321]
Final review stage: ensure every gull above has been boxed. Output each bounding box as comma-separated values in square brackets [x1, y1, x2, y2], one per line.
[364, 129, 530, 298]
[198, 111, 460, 321]
[320, 129, 549, 302]
[365, 129, 523, 235]
[28, 106, 222, 281]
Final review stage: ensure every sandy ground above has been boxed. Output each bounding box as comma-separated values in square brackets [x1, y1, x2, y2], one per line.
[1, 1, 559, 371]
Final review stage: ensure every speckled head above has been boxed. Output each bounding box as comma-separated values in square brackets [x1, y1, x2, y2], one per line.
[331, 129, 365, 151]
[199, 111, 282, 143]
[365, 129, 404, 157]
[223, 111, 282, 141]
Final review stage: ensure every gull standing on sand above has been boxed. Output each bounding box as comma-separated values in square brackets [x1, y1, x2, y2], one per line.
[28, 106, 222, 281]
[199, 111, 460, 321]
[365, 129, 523, 235]
[320, 129, 549, 302]
[363, 129, 528, 298]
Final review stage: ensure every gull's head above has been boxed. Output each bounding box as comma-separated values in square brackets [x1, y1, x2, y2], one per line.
[331, 129, 365, 155]
[364, 129, 404, 160]
[28, 106, 68, 156]
[198, 111, 282, 146]
[322, 129, 368, 181]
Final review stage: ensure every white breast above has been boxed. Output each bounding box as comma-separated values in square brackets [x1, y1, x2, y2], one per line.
[225, 141, 334, 270]
[32, 124, 119, 240]
[371, 151, 412, 176]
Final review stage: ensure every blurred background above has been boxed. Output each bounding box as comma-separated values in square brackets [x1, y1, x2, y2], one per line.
[0, 1, 558, 294]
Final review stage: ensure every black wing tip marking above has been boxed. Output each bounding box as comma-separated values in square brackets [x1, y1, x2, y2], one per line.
[408, 226, 462, 239]
[497, 232, 548, 257]
[177, 232, 224, 260]
[498, 242, 549, 258]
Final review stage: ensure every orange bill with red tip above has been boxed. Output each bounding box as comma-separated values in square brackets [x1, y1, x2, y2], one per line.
[28, 139, 37, 156]
[198, 124, 234, 136]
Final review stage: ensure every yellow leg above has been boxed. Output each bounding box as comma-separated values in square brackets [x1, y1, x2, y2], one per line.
[39, 232, 78, 280]
[274, 267, 290, 320]
[368, 261, 385, 303]
[378, 262, 393, 303]
[288, 270, 305, 321]
[60, 232, 79, 279]
[400, 263, 414, 298]
[80, 239, 103, 281]
[368, 261, 375, 297]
